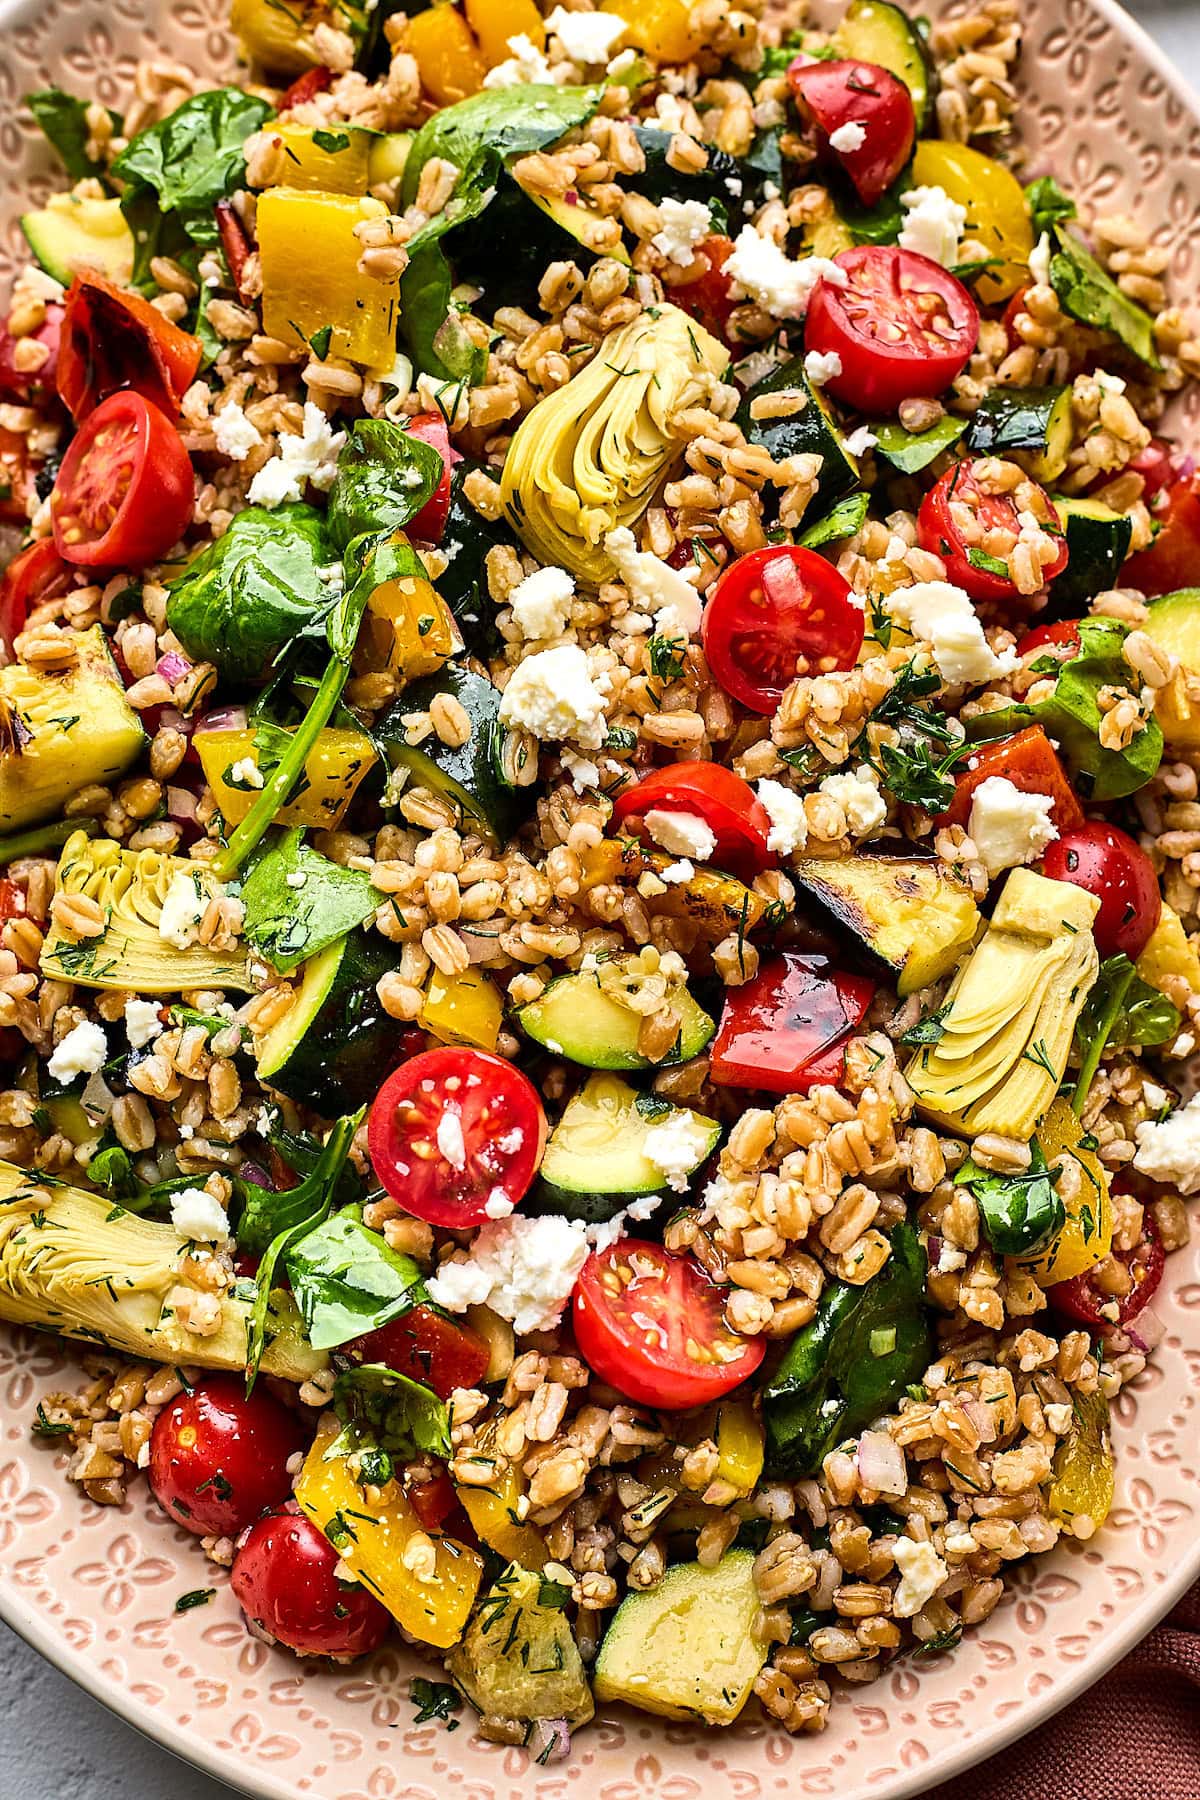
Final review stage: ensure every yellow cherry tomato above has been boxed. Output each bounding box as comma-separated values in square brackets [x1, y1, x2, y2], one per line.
[911, 140, 1034, 304]
[1013, 1097, 1113, 1286]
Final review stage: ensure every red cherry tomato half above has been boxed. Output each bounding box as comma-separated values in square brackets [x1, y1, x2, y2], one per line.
[56, 272, 202, 422]
[214, 199, 254, 303]
[0, 301, 63, 405]
[346, 1302, 491, 1400]
[1050, 1213, 1165, 1330]
[1001, 285, 1030, 352]
[702, 545, 864, 715]
[917, 458, 1068, 603]
[611, 760, 774, 877]
[669, 235, 740, 346]
[51, 391, 195, 570]
[231, 1499, 391, 1658]
[0, 878, 26, 926]
[573, 1238, 766, 1410]
[1040, 821, 1161, 958]
[710, 952, 876, 1095]
[1016, 617, 1082, 660]
[148, 1375, 306, 1538]
[404, 411, 461, 544]
[804, 246, 978, 415]
[367, 1046, 547, 1228]
[940, 725, 1084, 835]
[1122, 472, 1200, 598]
[0, 538, 73, 661]
[788, 59, 915, 207]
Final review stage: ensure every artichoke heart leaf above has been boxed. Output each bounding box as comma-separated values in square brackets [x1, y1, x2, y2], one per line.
[500, 303, 728, 586]
[39, 829, 253, 993]
[906, 869, 1100, 1140]
[0, 1161, 322, 1380]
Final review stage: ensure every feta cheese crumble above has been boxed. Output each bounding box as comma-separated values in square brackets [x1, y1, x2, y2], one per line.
[967, 776, 1058, 876]
[124, 999, 163, 1050]
[660, 858, 694, 884]
[510, 565, 576, 640]
[483, 32, 553, 86]
[804, 347, 843, 387]
[605, 526, 703, 636]
[426, 1214, 591, 1333]
[228, 756, 265, 790]
[897, 185, 968, 269]
[757, 778, 809, 857]
[157, 869, 209, 950]
[48, 1020, 108, 1083]
[818, 765, 887, 838]
[561, 747, 601, 793]
[435, 1106, 467, 1171]
[891, 1537, 949, 1618]
[843, 424, 878, 457]
[642, 1109, 713, 1192]
[829, 119, 867, 152]
[247, 401, 346, 507]
[1028, 231, 1052, 288]
[212, 400, 263, 462]
[498, 645, 608, 748]
[1134, 1092, 1200, 1194]
[886, 580, 1019, 687]
[651, 197, 713, 266]
[170, 1187, 231, 1243]
[643, 808, 717, 861]
[546, 6, 627, 63]
[725, 225, 845, 319]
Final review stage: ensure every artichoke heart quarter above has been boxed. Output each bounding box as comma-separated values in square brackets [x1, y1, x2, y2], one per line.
[0, 1162, 321, 1380]
[40, 829, 253, 992]
[500, 303, 728, 586]
[906, 868, 1100, 1140]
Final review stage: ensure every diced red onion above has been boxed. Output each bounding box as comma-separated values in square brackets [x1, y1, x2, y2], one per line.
[1176, 453, 1196, 483]
[238, 1160, 274, 1190]
[80, 1071, 115, 1122]
[166, 786, 199, 823]
[525, 1719, 571, 1764]
[156, 650, 192, 687]
[856, 1429, 906, 1497]
[1125, 1307, 1166, 1354]
[962, 1397, 998, 1445]
[193, 705, 248, 735]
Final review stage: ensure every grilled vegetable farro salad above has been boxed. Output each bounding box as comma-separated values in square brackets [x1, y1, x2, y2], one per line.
[2, 0, 1199, 1752]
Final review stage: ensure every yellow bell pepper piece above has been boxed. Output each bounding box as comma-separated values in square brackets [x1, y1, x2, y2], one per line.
[407, 6, 488, 104]
[196, 726, 377, 830]
[295, 1421, 484, 1647]
[1048, 1390, 1114, 1538]
[453, 1422, 549, 1569]
[356, 539, 463, 680]
[1013, 1096, 1113, 1286]
[607, 0, 701, 63]
[463, 0, 545, 64]
[258, 188, 401, 366]
[911, 140, 1033, 304]
[1137, 900, 1200, 1000]
[421, 967, 503, 1051]
[714, 1399, 764, 1499]
[269, 122, 371, 195]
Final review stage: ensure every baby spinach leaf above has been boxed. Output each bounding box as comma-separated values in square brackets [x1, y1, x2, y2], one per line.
[1048, 225, 1161, 370]
[285, 1209, 427, 1351]
[325, 419, 446, 551]
[764, 1224, 932, 1475]
[401, 84, 606, 210]
[240, 833, 383, 973]
[1024, 175, 1075, 238]
[113, 87, 272, 259]
[1072, 952, 1180, 1113]
[871, 414, 967, 474]
[630, 126, 741, 213]
[27, 87, 118, 181]
[165, 502, 334, 682]
[956, 1140, 1064, 1256]
[332, 1361, 451, 1462]
[799, 491, 870, 548]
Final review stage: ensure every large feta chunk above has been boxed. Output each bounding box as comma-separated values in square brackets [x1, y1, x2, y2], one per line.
[643, 808, 717, 861]
[47, 1019, 108, 1083]
[886, 580, 1018, 687]
[498, 645, 608, 748]
[967, 776, 1058, 876]
[510, 565, 576, 641]
[898, 185, 968, 268]
[651, 197, 713, 266]
[170, 1186, 232, 1243]
[1134, 1092, 1200, 1194]
[212, 400, 263, 462]
[546, 5, 626, 62]
[756, 778, 808, 857]
[725, 225, 845, 319]
[426, 1215, 591, 1333]
[818, 765, 887, 838]
[641, 1109, 714, 1193]
[158, 868, 209, 950]
[605, 526, 703, 636]
[247, 401, 346, 506]
[482, 32, 553, 86]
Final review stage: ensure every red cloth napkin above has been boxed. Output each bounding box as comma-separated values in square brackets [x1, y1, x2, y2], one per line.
[927, 1583, 1200, 1800]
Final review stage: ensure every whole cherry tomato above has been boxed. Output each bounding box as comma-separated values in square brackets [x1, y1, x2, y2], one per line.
[702, 544, 864, 715]
[804, 246, 978, 415]
[403, 412, 461, 544]
[788, 58, 915, 206]
[231, 1500, 391, 1658]
[1040, 821, 1161, 958]
[940, 725, 1083, 834]
[1122, 471, 1200, 598]
[0, 539, 74, 659]
[917, 458, 1068, 603]
[51, 390, 195, 570]
[668, 235, 740, 345]
[573, 1239, 766, 1410]
[1051, 1213, 1164, 1330]
[709, 952, 876, 1094]
[56, 272, 202, 421]
[346, 1303, 491, 1399]
[611, 760, 774, 878]
[148, 1375, 306, 1537]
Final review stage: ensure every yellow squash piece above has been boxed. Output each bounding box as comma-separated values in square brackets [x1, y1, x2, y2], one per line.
[0, 626, 144, 832]
[296, 1419, 484, 1646]
[258, 188, 401, 366]
[355, 534, 463, 680]
[0, 1162, 322, 1379]
[714, 1398, 764, 1499]
[1136, 900, 1200, 1001]
[196, 725, 377, 830]
[453, 1422, 549, 1568]
[231, 0, 360, 75]
[1048, 1390, 1115, 1538]
[421, 967, 503, 1051]
[1015, 1095, 1112, 1284]
[607, 0, 701, 62]
[1142, 590, 1200, 747]
[911, 140, 1033, 304]
[407, 5, 488, 104]
[268, 122, 372, 195]
[39, 829, 253, 993]
[792, 853, 980, 996]
[581, 838, 781, 942]
[907, 868, 1100, 1140]
[447, 1564, 593, 1726]
[501, 304, 727, 587]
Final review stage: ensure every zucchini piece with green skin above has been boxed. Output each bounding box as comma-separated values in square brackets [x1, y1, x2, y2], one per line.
[21, 193, 134, 286]
[593, 1550, 768, 1724]
[966, 384, 1073, 483]
[518, 961, 715, 1071]
[375, 664, 531, 848]
[832, 0, 933, 131]
[526, 1072, 720, 1223]
[1048, 497, 1133, 610]
[872, 413, 967, 473]
[436, 462, 513, 660]
[792, 853, 979, 996]
[256, 931, 406, 1114]
[735, 356, 860, 513]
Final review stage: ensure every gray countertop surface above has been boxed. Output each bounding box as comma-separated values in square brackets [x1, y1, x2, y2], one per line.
[2, 4, 1199, 1794]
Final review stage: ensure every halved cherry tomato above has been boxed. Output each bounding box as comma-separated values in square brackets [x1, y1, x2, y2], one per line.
[939, 725, 1083, 834]
[0, 879, 26, 925]
[1051, 1212, 1164, 1330]
[788, 58, 915, 207]
[56, 272, 202, 422]
[702, 545, 864, 715]
[1017, 617, 1081, 660]
[710, 952, 876, 1094]
[1128, 437, 1178, 502]
[1122, 471, 1200, 598]
[1040, 821, 1161, 958]
[917, 458, 1068, 604]
[668, 234, 739, 345]
[573, 1238, 765, 1410]
[610, 760, 773, 877]
[804, 246, 978, 415]
[0, 427, 39, 526]
[0, 302, 63, 405]
[346, 1302, 490, 1399]
[404, 411, 462, 544]
[51, 390, 195, 570]
[215, 199, 254, 304]
[148, 1375, 306, 1537]
[367, 1046, 547, 1228]
[0, 538, 74, 658]
[280, 64, 333, 109]
[231, 1499, 391, 1657]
